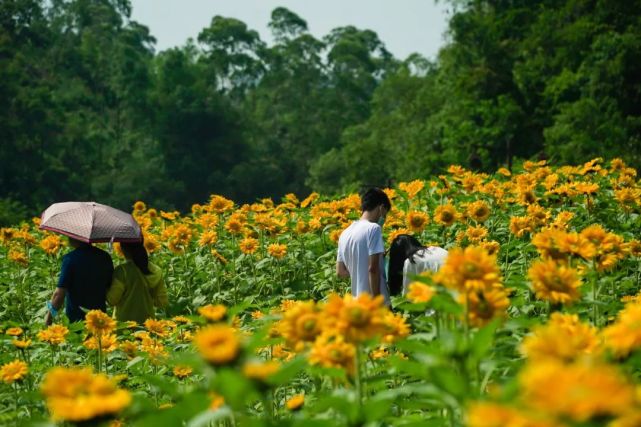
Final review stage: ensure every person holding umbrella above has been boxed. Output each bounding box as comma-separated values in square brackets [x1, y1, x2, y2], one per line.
[40, 202, 142, 325]
[45, 237, 114, 325]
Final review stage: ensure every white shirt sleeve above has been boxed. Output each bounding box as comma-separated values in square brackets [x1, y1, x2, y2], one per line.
[368, 225, 384, 256]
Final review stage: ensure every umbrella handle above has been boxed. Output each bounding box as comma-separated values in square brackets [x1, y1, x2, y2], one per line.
[109, 236, 114, 253]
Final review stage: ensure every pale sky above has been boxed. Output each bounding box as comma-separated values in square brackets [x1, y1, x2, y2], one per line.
[129, 0, 452, 60]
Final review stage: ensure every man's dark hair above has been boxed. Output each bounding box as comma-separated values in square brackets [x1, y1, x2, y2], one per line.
[361, 187, 391, 212]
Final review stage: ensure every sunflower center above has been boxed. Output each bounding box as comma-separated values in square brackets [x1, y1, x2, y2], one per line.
[348, 307, 369, 326]
[463, 262, 482, 278]
[330, 349, 344, 361]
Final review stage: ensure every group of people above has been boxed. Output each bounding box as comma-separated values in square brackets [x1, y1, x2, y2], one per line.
[45, 238, 167, 325]
[45, 187, 441, 325]
[336, 188, 447, 306]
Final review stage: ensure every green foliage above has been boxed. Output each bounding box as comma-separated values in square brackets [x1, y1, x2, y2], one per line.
[309, 0, 641, 192]
[2, 0, 641, 214]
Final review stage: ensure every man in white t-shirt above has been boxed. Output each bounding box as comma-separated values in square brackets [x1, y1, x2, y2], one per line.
[336, 188, 392, 305]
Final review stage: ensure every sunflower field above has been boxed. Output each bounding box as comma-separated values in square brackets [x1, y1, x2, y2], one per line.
[1, 158, 641, 427]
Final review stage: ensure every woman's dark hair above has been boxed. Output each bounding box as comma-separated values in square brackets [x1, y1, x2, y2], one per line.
[388, 234, 426, 296]
[361, 187, 392, 212]
[120, 241, 150, 275]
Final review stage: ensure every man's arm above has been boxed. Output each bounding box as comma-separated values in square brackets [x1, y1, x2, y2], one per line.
[368, 253, 382, 296]
[336, 261, 350, 278]
[45, 287, 66, 325]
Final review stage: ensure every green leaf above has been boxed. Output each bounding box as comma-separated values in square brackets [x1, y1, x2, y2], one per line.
[127, 356, 145, 369]
[311, 391, 358, 420]
[363, 397, 394, 422]
[132, 391, 210, 427]
[471, 318, 500, 360]
[267, 357, 306, 385]
[187, 407, 233, 427]
[430, 367, 466, 400]
[213, 368, 257, 410]
[429, 292, 463, 316]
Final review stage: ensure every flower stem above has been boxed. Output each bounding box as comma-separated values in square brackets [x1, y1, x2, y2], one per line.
[354, 344, 363, 411]
[13, 383, 19, 426]
[592, 261, 599, 327]
[97, 336, 103, 373]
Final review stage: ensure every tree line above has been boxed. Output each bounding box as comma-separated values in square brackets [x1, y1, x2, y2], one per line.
[2, 0, 640, 224]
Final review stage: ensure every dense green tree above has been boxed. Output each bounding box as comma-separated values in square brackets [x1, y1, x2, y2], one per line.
[2, 0, 641, 224]
[309, 0, 641, 193]
[151, 45, 249, 206]
[0, 0, 57, 211]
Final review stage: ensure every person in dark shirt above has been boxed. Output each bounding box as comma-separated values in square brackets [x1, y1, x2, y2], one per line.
[45, 237, 114, 324]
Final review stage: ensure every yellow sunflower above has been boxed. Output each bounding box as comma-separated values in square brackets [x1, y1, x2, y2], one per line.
[434, 204, 458, 227]
[528, 259, 582, 305]
[85, 310, 116, 337]
[461, 287, 510, 327]
[308, 334, 355, 374]
[267, 243, 288, 259]
[0, 360, 28, 384]
[406, 281, 436, 304]
[286, 394, 305, 411]
[41, 367, 131, 422]
[433, 246, 502, 292]
[239, 237, 259, 254]
[38, 324, 69, 345]
[277, 301, 322, 351]
[406, 211, 429, 232]
[194, 325, 240, 365]
[520, 313, 600, 362]
[242, 360, 280, 382]
[466, 200, 491, 223]
[602, 303, 641, 358]
[322, 293, 387, 342]
[198, 304, 227, 323]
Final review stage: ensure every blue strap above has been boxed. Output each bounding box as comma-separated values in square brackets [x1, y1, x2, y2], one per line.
[47, 301, 58, 317]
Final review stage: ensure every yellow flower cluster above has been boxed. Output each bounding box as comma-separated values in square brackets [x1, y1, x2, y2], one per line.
[273, 294, 408, 374]
[41, 367, 131, 422]
[85, 310, 116, 336]
[434, 204, 458, 227]
[194, 324, 241, 365]
[520, 359, 635, 422]
[602, 300, 641, 358]
[528, 259, 582, 305]
[520, 313, 600, 362]
[39, 234, 63, 255]
[0, 360, 28, 384]
[431, 245, 509, 326]
[8, 248, 28, 266]
[466, 200, 491, 223]
[398, 180, 425, 198]
[406, 211, 429, 232]
[267, 243, 288, 259]
[84, 333, 118, 353]
[198, 304, 227, 323]
[38, 324, 69, 345]
[172, 365, 193, 379]
[242, 360, 280, 383]
[406, 280, 436, 304]
[161, 224, 193, 253]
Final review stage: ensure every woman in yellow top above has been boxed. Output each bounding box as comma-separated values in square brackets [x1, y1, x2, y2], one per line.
[107, 240, 168, 323]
